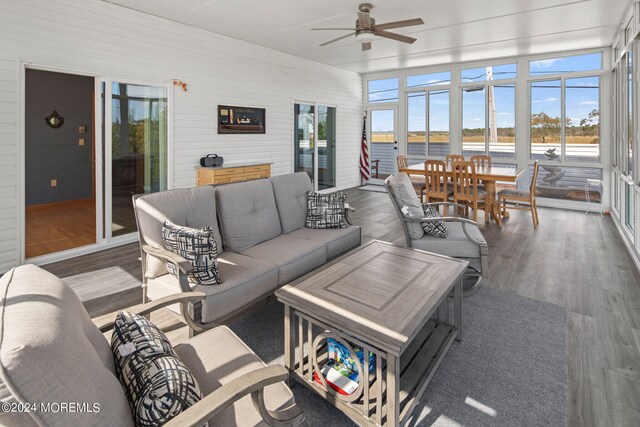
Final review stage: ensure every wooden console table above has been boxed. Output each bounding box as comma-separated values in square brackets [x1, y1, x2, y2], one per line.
[196, 162, 271, 186]
[276, 241, 468, 426]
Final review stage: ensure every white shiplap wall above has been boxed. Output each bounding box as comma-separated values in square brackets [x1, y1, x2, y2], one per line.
[0, 0, 363, 273]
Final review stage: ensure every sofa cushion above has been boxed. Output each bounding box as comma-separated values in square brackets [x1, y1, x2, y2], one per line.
[146, 252, 278, 323]
[175, 326, 295, 427]
[112, 311, 202, 426]
[162, 220, 221, 285]
[387, 173, 425, 240]
[0, 265, 134, 427]
[135, 186, 221, 279]
[241, 235, 327, 285]
[305, 191, 349, 229]
[215, 180, 282, 252]
[288, 226, 361, 259]
[270, 172, 312, 233]
[410, 221, 486, 258]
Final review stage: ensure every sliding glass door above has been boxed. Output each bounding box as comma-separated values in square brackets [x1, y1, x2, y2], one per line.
[103, 80, 168, 239]
[294, 102, 336, 191]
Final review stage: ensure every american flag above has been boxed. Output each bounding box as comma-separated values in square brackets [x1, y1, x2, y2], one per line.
[359, 116, 370, 182]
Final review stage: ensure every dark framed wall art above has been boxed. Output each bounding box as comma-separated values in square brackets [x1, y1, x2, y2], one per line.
[218, 105, 266, 134]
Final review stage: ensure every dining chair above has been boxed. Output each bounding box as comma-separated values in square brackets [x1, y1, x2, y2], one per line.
[397, 155, 426, 203]
[424, 160, 453, 211]
[452, 160, 489, 223]
[470, 155, 491, 189]
[445, 154, 465, 168]
[498, 160, 540, 228]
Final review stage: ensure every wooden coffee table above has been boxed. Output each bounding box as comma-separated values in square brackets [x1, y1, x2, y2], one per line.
[275, 241, 468, 427]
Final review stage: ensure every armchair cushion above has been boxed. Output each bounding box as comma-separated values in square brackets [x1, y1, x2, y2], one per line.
[162, 220, 221, 285]
[421, 205, 448, 238]
[410, 221, 486, 258]
[387, 173, 425, 240]
[174, 326, 295, 427]
[111, 311, 202, 426]
[305, 191, 348, 229]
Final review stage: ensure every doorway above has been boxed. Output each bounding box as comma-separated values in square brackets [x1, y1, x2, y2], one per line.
[24, 70, 96, 258]
[367, 106, 398, 185]
[293, 102, 336, 191]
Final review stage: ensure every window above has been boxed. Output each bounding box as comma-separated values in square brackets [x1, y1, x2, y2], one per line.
[628, 51, 634, 175]
[530, 80, 562, 160]
[529, 52, 602, 76]
[530, 165, 603, 203]
[407, 89, 450, 158]
[462, 86, 485, 157]
[407, 92, 425, 156]
[626, 182, 635, 231]
[429, 90, 450, 156]
[368, 78, 398, 103]
[461, 63, 516, 82]
[407, 71, 451, 88]
[565, 77, 600, 162]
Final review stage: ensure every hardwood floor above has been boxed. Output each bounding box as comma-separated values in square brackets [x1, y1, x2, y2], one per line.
[41, 186, 640, 426]
[25, 199, 96, 258]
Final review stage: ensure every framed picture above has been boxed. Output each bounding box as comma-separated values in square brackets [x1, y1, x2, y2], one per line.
[218, 105, 266, 134]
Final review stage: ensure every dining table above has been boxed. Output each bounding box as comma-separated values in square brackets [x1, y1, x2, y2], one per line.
[400, 163, 525, 226]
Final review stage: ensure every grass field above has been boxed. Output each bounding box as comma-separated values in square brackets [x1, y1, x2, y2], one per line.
[372, 132, 598, 144]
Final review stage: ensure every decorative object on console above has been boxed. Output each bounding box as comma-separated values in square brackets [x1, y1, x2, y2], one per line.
[305, 191, 349, 229]
[162, 220, 222, 285]
[172, 79, 188, 91]
[421, 205, 448, 238]
[200, 154, 224, 167]
[45, 110, 64, 128]
[218, 105, 266, 134]
[111, 311, 203, 426]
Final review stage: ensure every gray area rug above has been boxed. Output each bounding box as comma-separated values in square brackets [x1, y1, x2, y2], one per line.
[229, 286, 567, 426]
[358, 184, 387, 193]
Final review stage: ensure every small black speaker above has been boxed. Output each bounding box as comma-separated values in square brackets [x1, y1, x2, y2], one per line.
[200, 154, 224, 167]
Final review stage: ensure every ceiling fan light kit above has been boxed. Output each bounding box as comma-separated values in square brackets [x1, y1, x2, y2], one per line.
[313, 3, 424, 51]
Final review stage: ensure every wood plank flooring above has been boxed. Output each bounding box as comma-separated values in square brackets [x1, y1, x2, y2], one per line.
[41, 186, 640, 427]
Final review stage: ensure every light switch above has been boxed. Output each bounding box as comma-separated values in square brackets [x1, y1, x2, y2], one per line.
[78, 125, 86, 134]
[51, 179, 57, 187]
[79, 138, 85, 146]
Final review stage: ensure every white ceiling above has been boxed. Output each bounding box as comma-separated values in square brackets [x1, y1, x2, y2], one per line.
[104, 0, 630, 74]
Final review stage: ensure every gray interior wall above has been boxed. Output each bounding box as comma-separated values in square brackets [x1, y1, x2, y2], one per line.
[25, 69, 94, 205]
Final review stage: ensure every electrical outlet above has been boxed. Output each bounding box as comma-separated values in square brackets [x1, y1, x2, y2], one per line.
[50, 179, 57, 187]
[78, 125, 86, 134]
[79, 138, 85, 146]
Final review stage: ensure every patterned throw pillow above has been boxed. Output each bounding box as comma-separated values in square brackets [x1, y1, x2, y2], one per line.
[421, 205, 448, 238]
[162, 220, 221, 285]
[305, 191, 349, 229]
[111, 311, 202, 427]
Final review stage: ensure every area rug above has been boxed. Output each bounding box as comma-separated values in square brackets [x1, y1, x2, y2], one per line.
[228, 286, 568, 426]
[358, 184, 387, 193]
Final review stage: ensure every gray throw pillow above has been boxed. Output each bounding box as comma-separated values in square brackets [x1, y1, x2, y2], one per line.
[421, 205, 448, 238]
[111, 311, 202, 427]
[388, 173, 424, 239]
[162, 220, 221, 285]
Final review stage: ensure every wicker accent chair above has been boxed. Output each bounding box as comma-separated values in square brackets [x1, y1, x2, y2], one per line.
[385, 173, 488, 296]
[397, 155, 426, 203]
[498, 160, 540, 228]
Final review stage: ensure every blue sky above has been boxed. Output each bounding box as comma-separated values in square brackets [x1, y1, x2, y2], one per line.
[369, 53, 601, 134]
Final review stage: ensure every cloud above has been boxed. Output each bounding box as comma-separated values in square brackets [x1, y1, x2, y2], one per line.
[533, 97, 559, 103]
[531, 58, 562, 69]
[579, 100, 598, 106]
[497, 112, 512, 116]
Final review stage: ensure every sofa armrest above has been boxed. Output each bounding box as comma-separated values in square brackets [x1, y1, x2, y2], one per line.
[344, 204, 356, 225]
[164, 365, 305, 427]
[94, 292, 206, 333]
[142, 244, 193, 275]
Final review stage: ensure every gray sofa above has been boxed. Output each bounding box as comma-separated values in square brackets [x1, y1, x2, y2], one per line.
[0, 265, 304, 427]
[134, 172, 361, 331]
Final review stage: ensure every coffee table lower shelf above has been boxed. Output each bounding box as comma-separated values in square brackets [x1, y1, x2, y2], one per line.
[287, 316, 458, 427]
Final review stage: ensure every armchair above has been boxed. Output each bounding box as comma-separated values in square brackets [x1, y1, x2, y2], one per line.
[385, 173, 488, 296]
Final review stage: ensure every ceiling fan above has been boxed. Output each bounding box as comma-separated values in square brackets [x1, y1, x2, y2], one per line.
[312, 3, 424, 51]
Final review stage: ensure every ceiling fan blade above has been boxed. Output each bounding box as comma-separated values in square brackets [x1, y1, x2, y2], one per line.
[311, 28, 356, 31]
[374, 18, 424, 31]
[362, 42, 371, 51]
[320, 32, 356, 46]
[374, 29, 417, 44]
[358, 11, 371, 28]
